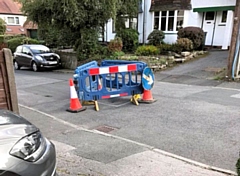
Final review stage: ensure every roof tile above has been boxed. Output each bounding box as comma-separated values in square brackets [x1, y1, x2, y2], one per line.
[0, 0, 22, 15]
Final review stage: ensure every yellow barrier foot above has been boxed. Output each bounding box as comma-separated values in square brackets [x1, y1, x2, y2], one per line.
[82, 101, 95, 106]
[131, 94, 141, 106]
[94, 101, 99, 111]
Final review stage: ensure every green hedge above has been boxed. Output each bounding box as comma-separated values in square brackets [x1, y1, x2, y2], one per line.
[7, 37, 40, 53]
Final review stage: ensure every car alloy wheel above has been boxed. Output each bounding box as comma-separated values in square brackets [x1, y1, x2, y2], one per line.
[32, 62, 38, 72]
[14, 61, 20, 70]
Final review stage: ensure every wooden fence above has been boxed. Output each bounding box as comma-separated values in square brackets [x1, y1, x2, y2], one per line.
[0, 48, 19, 114]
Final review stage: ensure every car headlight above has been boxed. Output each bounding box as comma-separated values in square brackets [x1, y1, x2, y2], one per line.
[10, 132, 46, 162]
[56, 54, 60, 60]
[35, 55, 44, 61]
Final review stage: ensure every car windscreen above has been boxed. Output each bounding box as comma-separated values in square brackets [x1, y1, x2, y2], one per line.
[30, 46, 51, 54]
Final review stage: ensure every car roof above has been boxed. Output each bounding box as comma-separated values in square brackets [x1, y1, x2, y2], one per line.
[21, 44, 46, 48]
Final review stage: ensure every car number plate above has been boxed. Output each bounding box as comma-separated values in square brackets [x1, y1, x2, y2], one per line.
[49, 61, 57, 65]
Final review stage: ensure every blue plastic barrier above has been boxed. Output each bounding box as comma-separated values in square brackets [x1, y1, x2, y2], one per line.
[73, 60, 147, 101]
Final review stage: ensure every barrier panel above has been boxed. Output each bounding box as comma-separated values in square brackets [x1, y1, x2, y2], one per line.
[73, 60, 148, 109]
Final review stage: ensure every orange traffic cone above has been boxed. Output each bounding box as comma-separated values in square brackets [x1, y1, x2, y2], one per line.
[98, 78, 102, 90]
[138, 89, 157, 104]
[66, 79, 87, 113]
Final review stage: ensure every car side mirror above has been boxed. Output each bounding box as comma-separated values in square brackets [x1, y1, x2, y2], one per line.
[27, 52, 32, 56]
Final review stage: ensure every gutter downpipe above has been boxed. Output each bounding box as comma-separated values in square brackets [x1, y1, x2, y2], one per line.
[143, 0, 147, 44]
[201, 12, 205, 29]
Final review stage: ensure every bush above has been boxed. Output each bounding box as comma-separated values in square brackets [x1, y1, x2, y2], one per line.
[135, 45, 159, 56]
[108, 37, 123, 52]
[236, 158, 240, 176]
[147, 30, 165, 46]
[170, 43, 183, 54]
[116, 28, 139, 52]
[177, 27, 204, 49]
[157, 44, 172, 54]
[109, 51, 125, 60]
[75, 29, 100, 61]
[7, 37, 40, 53]
[4, 35, 23, 41]
[0, 35, 3, 43]
[176, 38, 193, 51]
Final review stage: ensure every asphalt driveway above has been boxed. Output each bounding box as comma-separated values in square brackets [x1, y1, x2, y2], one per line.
[156, 50, 229, 87]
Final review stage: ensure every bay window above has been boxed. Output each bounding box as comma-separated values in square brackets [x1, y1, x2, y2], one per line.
[154, 10, 184, 32]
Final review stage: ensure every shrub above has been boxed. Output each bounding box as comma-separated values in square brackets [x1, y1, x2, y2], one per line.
[176, 38, 193, 51]
[177, 26, 204, 49]
[0, 35, 3, 43]
[4, 35, 23, 41]
[75, 29, 100, 61]
[147, 30, 165, 46]
[109, 51, 125, 60]
[170, 43, 183, 54]
[108, 37, 123, 52]
[157, 44, 172, 54]
[116, 28, 139, 52]
[236, 158, 240, 176]
[135, 45, 159, 56]
[7, 37, 40, 53]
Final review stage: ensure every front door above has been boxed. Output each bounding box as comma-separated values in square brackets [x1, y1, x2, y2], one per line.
[202, 11, 216, 46]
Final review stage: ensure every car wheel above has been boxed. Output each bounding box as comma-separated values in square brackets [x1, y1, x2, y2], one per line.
[32, 62, 39, 72]
[14, 61, 21, 70]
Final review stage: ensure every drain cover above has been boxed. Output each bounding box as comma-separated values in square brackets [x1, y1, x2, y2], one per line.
[95, 125, 117, 133]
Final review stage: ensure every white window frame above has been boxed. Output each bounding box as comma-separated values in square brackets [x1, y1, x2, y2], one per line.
[154, 10, 184, 32]
[7, 16, 20, 25]
[219, 11, 227, 25]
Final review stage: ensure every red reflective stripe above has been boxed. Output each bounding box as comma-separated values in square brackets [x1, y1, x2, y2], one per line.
[89, 68, 99, 75]
[102, 95, 110, 99]
[128, 64, 137, 71]
[109, 66, 118, 73]
[120, 93, 128, 96]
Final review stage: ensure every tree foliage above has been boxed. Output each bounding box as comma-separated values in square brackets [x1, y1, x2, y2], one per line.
[16, 0, 140, 59]
[0, 18, 6, 35]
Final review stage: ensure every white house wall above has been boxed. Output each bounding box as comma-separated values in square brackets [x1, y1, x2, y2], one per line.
[104, 19, 116, 42]
[192, 0, 236, 8]
[104, 0, 236, 48]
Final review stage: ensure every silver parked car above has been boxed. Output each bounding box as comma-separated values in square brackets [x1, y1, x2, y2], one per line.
[0, 110, 57, 176]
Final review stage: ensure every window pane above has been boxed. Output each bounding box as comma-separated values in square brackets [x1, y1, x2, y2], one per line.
[7, 17, 14, 24]
[169, 11, 174, 16]
[168, 17, 174, 31]
[221, 11, 227, 23]
[154, 17, 159, 29]
[112, 20, 115, 33]
[125, 18, 129, 28]
[130, 18, 137, 30]
[177, 10, 184, 16]
[161, 17, 166, 31]
[205, 12, 215, 20]
[15, 17, 19, 24]
[176, 17, 184, 31]
[162, 11, 167, 16]
[154, 12, 159, 16]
